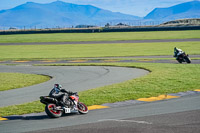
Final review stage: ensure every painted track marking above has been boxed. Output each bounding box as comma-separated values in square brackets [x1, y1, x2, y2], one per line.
[0, 117, 8, 121]
[98, 119, 152, 125]
[88, 105, 109, 110]
[137, 95, 180, 102]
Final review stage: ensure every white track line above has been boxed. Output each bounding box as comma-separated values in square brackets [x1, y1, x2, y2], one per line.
[98, 119, 152, 124]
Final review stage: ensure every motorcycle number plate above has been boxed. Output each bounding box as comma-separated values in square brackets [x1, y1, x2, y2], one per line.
[65, 108, 71, 113]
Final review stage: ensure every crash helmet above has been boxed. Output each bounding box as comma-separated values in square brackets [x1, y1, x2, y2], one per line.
[174, 47, 179, 52]
[54, 84, 62, 90]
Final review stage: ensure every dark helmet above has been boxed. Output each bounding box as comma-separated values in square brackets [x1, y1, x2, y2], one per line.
[54, 84, 62, 90]
[174, 47, 179, 52]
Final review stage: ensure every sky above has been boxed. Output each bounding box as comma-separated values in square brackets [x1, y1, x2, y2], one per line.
[0, 0, 198, 17]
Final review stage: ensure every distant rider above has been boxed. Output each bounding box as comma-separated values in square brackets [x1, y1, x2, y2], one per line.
[174, 47, 184, 60]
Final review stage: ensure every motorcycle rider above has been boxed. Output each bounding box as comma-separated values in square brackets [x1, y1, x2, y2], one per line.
[174, 47, 184, 60]
[49, 84, 77, 110]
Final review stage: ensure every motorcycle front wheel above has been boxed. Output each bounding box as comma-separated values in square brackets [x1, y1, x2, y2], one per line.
[77, 102, 88, 114]
[184, 56, 191, 63]
[45, 103, 63, 118]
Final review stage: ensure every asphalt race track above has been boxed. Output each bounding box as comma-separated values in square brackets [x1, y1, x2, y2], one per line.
[1, 64, 200, 133]
[29, 95, 200, 133]
[1, 92, 200, 133]
[0, 65, 149, 107]
[0, 39, 200, 133]
[1, 55, 200, 64]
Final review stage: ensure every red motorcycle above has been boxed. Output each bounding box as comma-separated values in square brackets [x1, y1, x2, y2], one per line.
[40, 90, 88, 118]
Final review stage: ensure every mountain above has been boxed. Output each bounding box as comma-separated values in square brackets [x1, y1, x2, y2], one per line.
[1, 1, 199, 29]
[144, 1, 200, 21]
[0, 1, 141, 28]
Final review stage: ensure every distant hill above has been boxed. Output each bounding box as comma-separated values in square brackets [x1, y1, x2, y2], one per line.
[144, 1, 200, 22]
[160, 18, 200, 26]
[0, 0, 200, 29]
[0, 1, 140, 28]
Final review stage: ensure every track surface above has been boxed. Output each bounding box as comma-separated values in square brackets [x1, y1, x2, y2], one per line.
[0, 39, 200, 133]
[1, 64, 200, 133]
[29, 96, 200, 133]
[1, 93, 200, 133]
[0, 65, 148, 107]
[29, 109, 200, 133]
[1, 55, 200, 64]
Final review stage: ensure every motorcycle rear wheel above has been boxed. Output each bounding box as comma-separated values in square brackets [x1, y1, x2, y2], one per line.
[45, 103, 63, 118]
[78, 102, 88, 114]
[177, 59, 183, 63]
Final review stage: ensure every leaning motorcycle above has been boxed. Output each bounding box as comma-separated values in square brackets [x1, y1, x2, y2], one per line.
[176, 52, 191, 64]
[40, 89, 88, 118]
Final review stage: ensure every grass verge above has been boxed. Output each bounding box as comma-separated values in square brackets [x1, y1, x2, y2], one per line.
[0, 41, 200, 61]
[79, 63, 200, 105]
[0, 73, 51, 91]
[0, 62, 199, 117]
[0, 30, 200, 43]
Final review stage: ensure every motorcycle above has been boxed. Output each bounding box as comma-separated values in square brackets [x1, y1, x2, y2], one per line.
[176, 52, 191, 64]
[40, 89, 88, 118]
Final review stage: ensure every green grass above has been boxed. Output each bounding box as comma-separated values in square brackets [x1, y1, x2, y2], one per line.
[0, 30, 200, 43]
[0, 62, 200, 117]
[0, 30, 200, 117]
[0, 41, 200, 61]
[0, 101, 44, 117]
[79, 63, 200, 105]
[0, 73, 50, 91]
